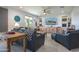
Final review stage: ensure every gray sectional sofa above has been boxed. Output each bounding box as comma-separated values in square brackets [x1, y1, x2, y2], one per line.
[12, 27, 45, 52]
[51, 30, 79, 50]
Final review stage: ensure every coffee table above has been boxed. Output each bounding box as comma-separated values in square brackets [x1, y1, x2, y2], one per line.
[5, 32, 28, 52]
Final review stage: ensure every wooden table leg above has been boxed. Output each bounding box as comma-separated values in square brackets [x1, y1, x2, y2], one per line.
[7, 39, 11, 52]
[23, 38, 26, 52]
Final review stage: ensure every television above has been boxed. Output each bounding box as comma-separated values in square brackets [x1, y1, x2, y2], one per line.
[45, 17, 57, 25]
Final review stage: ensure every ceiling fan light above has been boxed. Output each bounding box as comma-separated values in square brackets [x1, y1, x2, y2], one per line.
[43, 12, 46, 15]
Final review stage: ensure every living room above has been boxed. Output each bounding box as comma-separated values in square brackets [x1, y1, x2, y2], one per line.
[0, 6, 79, 52]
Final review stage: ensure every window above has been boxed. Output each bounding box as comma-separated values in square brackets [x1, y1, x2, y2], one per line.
[25, 16, 33, 28]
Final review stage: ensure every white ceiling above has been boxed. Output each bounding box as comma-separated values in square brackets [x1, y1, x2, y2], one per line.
[3, 6, 74, 16]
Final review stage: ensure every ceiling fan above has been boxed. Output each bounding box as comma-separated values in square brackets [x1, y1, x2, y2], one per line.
[42, 8, 51, 15]
[43, 9, 47, 15]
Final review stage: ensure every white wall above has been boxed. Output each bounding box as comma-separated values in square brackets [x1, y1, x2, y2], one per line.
[71, 7, 79, 30]
[8, 8, 38, 30]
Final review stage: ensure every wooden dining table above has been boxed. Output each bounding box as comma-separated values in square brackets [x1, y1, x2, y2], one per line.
[4, 32, 28, 52]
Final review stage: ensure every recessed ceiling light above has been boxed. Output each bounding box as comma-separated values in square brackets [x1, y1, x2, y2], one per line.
[19, 6, 23, 8]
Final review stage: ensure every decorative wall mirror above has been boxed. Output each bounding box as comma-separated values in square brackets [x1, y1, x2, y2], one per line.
[14, 16, 21, 22]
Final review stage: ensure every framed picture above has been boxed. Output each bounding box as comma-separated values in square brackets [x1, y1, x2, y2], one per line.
[62, 24, 67, 27]
[68, 22, 71, 27]
[62, 18, 67, 22]
[45, 17, 57, 25]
